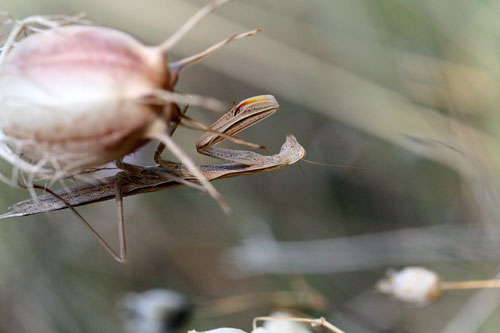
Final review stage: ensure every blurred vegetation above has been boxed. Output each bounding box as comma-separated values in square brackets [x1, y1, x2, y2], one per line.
[2, 0, 500, 332]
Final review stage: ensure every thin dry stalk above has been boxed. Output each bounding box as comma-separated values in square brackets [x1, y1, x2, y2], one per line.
[440, 279, 500, 291]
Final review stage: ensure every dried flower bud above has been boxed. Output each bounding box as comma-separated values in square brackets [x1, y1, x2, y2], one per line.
[376, 266, 442, 305]
[0, 25, 167, 170]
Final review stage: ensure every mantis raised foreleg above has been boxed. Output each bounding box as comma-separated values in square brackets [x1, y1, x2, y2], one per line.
[196, 95, 280, 165]
[157, 95, 287, 178]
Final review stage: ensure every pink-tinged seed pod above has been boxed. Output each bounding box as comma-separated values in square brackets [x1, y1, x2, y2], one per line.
[0, 25, 168, 169]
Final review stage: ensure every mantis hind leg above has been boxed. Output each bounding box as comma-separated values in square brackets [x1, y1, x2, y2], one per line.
[21, 181, 128, 263]
[114, 171, 127, 263]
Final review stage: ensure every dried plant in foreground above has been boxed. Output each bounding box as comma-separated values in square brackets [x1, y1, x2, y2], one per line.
[0, 1, 305, 262]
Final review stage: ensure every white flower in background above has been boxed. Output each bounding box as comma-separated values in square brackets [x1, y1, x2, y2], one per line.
[258, 312, 312, 333]
[188, 329, 247, 333]
[189, 312, 312, 333]
[376, 266, 442, 305]
[119, 289, 192, 333]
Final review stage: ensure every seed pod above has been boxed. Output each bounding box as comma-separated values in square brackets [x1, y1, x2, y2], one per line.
[376, 266, 442, 305]
[0, 25, 168, 169]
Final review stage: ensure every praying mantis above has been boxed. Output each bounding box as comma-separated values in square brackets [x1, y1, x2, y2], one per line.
[0, 0, 306, 263]
[1, 95, 306, 263]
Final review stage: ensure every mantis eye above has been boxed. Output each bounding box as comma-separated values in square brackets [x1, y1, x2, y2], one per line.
[233, 107, 242, 116]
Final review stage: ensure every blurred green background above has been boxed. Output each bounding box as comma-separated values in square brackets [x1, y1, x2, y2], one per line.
[2, 0, 500, 332]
